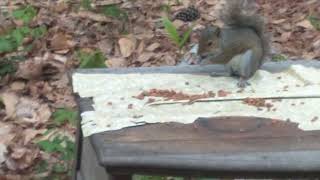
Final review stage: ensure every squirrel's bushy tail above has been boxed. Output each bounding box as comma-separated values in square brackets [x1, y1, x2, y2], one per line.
[220, 0, 270, 60]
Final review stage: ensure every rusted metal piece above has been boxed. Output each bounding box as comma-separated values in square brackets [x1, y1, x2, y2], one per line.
[91, 117, 320, 178]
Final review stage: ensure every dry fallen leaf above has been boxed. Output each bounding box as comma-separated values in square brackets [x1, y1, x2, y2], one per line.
[172, 20, 185, 29]
[297, 20, 315, 30]
[278, 32, 292, 42]
[205, 0, 218, 5]
[50, 32, 74, 51]
[15, 98, 51, 124]
[106, 57, 128, 68]
[10, 81, 26, 91]
[136, 41, 145, 54]
[11, 148, 27, 160]
[137, 52, 154, 63]
[146, 42, 161, 51]
[98, 39, 114, 55]
[164, 54, 176, 66]
[6, 147, 39, 171]
[1, 92, 19, 120]
[22, 129, 46, 145]
[272, 19, 287, 24]
[0, 122, 15, 148]
[302, 52, 317, 60]
[15, 58, 44, 80]
[313, 39, 320, 49]
[70, 11, 112, 22]
[95, 0, 122, 6]
[53, 1, 69, 13]
[118, 35, 137, 57]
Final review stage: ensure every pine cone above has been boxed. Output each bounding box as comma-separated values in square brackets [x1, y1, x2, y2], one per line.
[174, 6, 200, 22]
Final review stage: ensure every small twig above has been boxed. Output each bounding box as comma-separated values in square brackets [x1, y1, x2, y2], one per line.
[148, 95, 320, 106]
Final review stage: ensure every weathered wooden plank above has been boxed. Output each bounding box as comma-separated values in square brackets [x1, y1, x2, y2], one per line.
[79, 138, 113, 180]
[72, 95, 90, 180]
[90, 117, 320, 178]
[73, 60, 320, 75]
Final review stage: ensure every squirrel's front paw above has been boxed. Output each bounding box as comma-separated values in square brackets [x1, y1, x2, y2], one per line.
[237, 79, 250, 88]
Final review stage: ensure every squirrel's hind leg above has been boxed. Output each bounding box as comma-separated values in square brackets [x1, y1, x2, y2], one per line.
[236, 49, 256, 88]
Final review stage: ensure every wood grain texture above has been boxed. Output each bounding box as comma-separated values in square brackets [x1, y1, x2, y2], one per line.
[90, 117, 320, 178]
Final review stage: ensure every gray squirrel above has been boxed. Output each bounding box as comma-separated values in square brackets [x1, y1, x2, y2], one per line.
[197, 0, 270, 87]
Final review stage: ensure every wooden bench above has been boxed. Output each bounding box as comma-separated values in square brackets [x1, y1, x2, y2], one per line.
[72, 61, 320, 180]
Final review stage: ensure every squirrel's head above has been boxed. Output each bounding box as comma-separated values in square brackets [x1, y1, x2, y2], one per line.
[198, 25, 220, 58]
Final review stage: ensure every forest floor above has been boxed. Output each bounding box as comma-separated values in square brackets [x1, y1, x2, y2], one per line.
[0, 0, 319, 179]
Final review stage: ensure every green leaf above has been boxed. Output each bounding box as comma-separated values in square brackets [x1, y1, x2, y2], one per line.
[0, 60, 16, 77]
[52, 108, 78, 126]
[11, 26, 30, 45]
[271, 54, 287, 62]
[179, 26, 193, 48]
[4, 55, 25, 61]
[0, 26, 33, 53]
[37, 140, 57, 153]
[35, 160, 49, 173]
[81, 0, 92, 10]
[23, 44, 34, 52]
[0, 25, 45, 54]
[162, 17, 180, 46]
[31, 26, 47, 39]
[37, 135, 75, 175]
[160, 4, 171, 13]
[308, 16, 320, 31]
[76, 50, 107, 68]
[61, 138, 75, 161]
[103, 5, 128, 20]
[52, 163, 67, 173]
[12, 5, 37, 24]
[0, 37, 15, 53]
[37, 136, 70, 153]
[43, 129, 53, 136]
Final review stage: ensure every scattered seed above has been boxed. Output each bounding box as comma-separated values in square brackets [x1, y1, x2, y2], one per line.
[311, 116, 318, 123]
[217, 90, 231, 97]
[133, 115, 144, 119]
[147, 98, 156, 104]
[134, 89, 216, 102]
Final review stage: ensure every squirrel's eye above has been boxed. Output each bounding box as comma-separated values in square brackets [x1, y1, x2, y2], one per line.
[208, 41, 213, 46]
